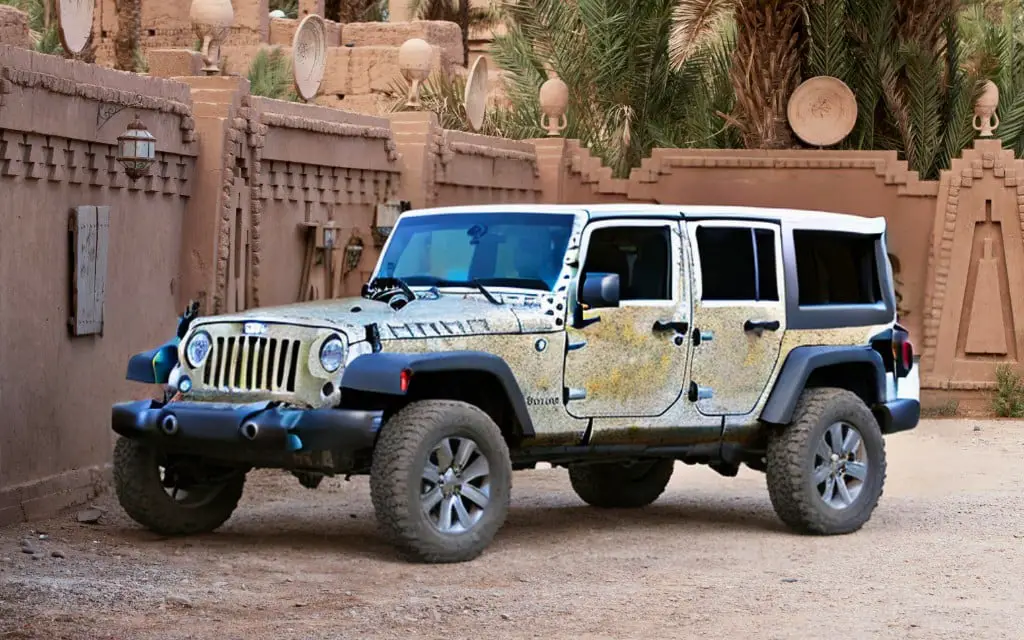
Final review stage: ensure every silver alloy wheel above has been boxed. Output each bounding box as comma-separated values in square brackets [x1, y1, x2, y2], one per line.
[812, 422, 869, 510]
[420, 436, 491, 534]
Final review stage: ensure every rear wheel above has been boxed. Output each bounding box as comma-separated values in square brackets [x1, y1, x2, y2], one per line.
[568, 458, 675, 508]
[113, 437, 246, 535]
[370, 400, 512, 563]
[766, 387, 886, 535]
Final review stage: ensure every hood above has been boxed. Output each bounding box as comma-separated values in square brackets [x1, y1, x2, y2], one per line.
[195, 292, 561, 341]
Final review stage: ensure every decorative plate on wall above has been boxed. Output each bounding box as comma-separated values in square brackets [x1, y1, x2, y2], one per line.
[787, 76, 858, 147]
[464, 55, 489, 132]
[292, 14, 328, 102]
[56, 0, 94, 56]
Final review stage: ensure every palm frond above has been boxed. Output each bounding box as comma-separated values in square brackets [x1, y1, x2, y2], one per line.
[804, 0, 852, 82]
[668, 0, 736, 70]
[248, 48, 298, 102]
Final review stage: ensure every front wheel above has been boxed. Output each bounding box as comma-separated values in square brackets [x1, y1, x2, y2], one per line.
[765, 387, 887, 535]
[113, 437, 246, 536]
[568, 458, 675, 508]
[370, 400, 512, 564]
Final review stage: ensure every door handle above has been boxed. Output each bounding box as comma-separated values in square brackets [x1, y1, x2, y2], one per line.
[653, 320, 689, 334]
[744, 319, 781, 333]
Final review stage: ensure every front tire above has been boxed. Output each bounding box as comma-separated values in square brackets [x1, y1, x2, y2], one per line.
[568, 458, 675, 508]
[766, 387, 886, 535]
[113, 437, 246, 536]
[370, 400, 512, 564]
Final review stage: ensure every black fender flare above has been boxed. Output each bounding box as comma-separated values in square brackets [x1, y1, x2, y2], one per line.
[125, 340, 180, 384]
[340, 351, 535, 438]
[760, 345, 886, 425]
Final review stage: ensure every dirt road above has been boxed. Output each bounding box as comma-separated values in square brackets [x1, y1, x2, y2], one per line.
[2, 418, 1023, 640]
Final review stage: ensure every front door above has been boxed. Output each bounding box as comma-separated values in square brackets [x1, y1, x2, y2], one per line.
[686, 220, 786, 416]
[563, 219, 691, 418]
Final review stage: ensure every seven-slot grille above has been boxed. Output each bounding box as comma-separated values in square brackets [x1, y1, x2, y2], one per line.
[201, 335, 303, 392]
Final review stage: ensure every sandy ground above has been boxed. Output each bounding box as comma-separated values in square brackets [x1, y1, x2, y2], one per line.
[2, 418, 1023, 640]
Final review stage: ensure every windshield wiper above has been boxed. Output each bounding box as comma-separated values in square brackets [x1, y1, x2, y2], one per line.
[434, 279, 503, 305]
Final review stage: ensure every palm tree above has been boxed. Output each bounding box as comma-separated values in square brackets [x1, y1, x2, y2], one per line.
[669, 0, 803, 149]
[489, 0, 738, 177]
[113, 0, 141, 71]
[726, 0, 804, 149]
[958, 0, 1024, 155]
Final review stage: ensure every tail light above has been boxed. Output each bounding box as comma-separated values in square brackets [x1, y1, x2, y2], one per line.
[871, 324, 914, 378]
[893, 327, 914, 378]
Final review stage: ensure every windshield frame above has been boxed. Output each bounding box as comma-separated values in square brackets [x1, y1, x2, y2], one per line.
[369, 209, 583, 295]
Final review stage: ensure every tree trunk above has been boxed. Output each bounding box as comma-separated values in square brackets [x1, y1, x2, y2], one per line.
[113, 0, 141, 71]
[728, 0, 804, 149]
[459, 0, 469, 66]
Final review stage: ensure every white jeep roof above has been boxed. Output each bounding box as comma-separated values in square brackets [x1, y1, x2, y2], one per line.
[402, 203, 886, 235]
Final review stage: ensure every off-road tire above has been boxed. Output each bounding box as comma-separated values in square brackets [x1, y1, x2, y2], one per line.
[567, 458, 675, 508]
[370, 400, 512, 564]
[766, 387, 886, 535]
[113, 437, 246, 536]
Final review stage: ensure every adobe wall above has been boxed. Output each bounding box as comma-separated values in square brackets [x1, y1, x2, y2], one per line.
[388, 111, 542, 210]
[0, 45, 197, 525]
[0, 6, 29, 49]
[93, 0, 271, 66]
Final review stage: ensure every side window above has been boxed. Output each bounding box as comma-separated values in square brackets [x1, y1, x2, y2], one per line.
[581, 225, 673, 301]
[695, 226, 779, 302]
[793, 230, 881, 305]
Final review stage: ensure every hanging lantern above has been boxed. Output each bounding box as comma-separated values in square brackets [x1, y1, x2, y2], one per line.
[117, 115, 157, 181]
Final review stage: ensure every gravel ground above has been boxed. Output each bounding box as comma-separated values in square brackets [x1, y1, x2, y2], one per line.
[2, 418, 1023, 640]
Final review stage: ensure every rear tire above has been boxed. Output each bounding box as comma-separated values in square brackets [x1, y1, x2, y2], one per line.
[370, 400, 512, 564]
[766, 387, 886, 535]
[113, 437, 246, 535]
[568, 458, 674, 508]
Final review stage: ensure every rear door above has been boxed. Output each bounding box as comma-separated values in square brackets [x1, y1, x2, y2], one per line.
[685, 220, 786, 416]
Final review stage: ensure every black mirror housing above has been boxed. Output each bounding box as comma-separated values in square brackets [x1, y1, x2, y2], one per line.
[580, 272, 621, 308]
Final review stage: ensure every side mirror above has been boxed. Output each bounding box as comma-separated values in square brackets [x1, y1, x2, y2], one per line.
[580, 272, 620, 309]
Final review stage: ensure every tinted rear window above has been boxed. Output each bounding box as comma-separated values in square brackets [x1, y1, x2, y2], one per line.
[793, 230, 881, 305]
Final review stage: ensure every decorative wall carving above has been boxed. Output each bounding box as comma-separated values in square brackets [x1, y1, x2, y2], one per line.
[921, 140, 1024, 389]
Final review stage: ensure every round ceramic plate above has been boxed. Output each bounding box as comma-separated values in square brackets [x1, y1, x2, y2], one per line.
[292, 14, 328, 101]
[787, 76, 858, 147]
[464, 55, 489, 131]
[57, 0, 94, 55]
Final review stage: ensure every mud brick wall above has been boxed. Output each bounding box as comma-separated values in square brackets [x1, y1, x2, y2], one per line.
[93, 0, 269, 67]
[0, 6, 29, 48]
[252, 97, 403, 304]
[0, 45, 197, 526]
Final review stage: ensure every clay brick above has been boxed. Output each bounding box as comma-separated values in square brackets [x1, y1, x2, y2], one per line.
[0, 6, 30, 48]
[147, 49, 203, 79]
[342, 20, 462, 69]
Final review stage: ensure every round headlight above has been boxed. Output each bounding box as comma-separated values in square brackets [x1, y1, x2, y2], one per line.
[319, 335, 346, 373]
[184, 331, 212, 368]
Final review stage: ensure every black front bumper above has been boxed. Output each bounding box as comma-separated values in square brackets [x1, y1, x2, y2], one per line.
[112, 400, 383, 455]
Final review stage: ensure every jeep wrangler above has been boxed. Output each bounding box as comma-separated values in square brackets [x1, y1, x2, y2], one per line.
[111, 204, 920, 563]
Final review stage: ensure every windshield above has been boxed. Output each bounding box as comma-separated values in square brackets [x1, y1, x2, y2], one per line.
[377, 212, 576, 291]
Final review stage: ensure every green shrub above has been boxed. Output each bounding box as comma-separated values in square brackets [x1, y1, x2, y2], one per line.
[992, 364, 1024, 418]
[248, 48, 298, 102]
